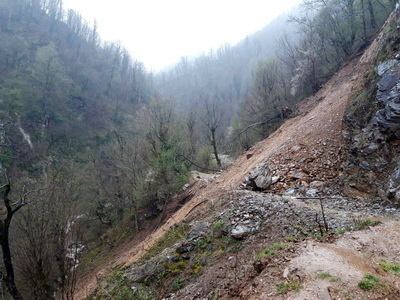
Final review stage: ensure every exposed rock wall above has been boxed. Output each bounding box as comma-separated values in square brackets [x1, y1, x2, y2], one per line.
[343, 30, 400, 205]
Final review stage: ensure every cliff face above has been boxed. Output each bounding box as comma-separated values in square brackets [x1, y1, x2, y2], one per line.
[343, 15, 400, 206]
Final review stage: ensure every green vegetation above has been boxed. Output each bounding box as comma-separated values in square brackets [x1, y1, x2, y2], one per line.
[213, 220, 225, 229]
[317, 272, 341, 282]
[379, 260, 400, 275]
[256, 242, 292, 259]
[172, 278, 185, 291]
[334, 226, 353, 235]
[277, 282, 301, 293]
[93, 270, 156, 300]
[358, 274, 379, 291]
[356, 220, 379, 230]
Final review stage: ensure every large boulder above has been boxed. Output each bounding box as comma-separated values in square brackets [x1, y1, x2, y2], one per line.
[246, 162, 273, 190]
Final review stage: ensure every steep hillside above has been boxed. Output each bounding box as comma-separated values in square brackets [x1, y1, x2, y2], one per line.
[81, 11, 400, 300]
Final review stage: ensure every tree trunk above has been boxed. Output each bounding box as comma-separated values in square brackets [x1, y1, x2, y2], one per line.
[360, 0, 367, 38]
[1, 182, 24, 300]
[1, 221, 23, 300]
[210, 129, 221, 168]
[367, 0, 377, 30]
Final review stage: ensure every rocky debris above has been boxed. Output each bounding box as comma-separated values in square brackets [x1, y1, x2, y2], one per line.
[264, 137, 343, 195]
[244, 162, 272, 190]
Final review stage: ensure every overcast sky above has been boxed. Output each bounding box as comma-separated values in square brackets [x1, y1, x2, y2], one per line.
[62, 0, 300, 72]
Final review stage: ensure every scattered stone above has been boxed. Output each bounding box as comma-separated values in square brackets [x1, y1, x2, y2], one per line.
[291, 145, 302, 152]
[359, 161, 371, 170]
[285, 188, 297, 195]
[271, 176, 281, 185]
[231, 225, 252, 239]
[283, 267, 290, 278]
[310, 181, 325, 188]
[291, 171, 308, 179]
[306, 189, 318, 197]
[362, 143, 379, 155]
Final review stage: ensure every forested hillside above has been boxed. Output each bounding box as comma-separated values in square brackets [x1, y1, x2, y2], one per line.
[0, 0, 398, 299]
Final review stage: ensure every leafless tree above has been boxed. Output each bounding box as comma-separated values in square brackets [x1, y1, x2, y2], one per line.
[197, 96, 224, 168]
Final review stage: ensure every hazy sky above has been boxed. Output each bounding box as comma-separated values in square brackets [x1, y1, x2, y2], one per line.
[62, 0, 300, 71]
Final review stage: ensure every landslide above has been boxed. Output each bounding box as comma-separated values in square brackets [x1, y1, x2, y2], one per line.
[76, 13, 400, 300]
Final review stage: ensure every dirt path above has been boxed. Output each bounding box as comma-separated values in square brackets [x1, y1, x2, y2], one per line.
[73, 14, 389, 300]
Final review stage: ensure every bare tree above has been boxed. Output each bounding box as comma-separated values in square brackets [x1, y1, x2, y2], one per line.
[197, 96, 224, 168]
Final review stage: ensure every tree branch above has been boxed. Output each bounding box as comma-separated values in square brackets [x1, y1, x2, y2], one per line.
[175, 154, 220, 172]
[229, 116, 278, 142]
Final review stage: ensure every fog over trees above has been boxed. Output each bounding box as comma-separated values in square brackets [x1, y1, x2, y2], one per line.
[0, 0, 395, 298]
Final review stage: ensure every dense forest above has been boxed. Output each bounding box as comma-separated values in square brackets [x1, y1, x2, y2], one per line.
[0, 0, 396, 298]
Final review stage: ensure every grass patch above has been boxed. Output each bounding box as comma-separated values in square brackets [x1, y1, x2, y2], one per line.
[256, 242, 292, 259]
[277, 281, 301, 293]
[317, 272, 341, 282]
[358, 274, 379, 291]
[334, 226, 352, 235]
[379, 260, 400, 274]
[356, 219, 377, 230]
[213, 220, 224, 229]
[172, 278, 185, 291]
[140, 223, 190, 262]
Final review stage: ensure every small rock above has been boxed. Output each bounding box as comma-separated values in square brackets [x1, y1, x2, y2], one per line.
[283, 267, 290, 278]
[291, 145, 302, 152]
[131, 286, 138, 292]
[359, 161, 371, 170]
[310, 181, 325, 188]
[231, 225, 252, 239]
[271, 176, 281, 185]
[291, 171, 308, 179]
[284, 188, 297, 195]
[306, 189, 318, 196]
[362, 143, 379, 155]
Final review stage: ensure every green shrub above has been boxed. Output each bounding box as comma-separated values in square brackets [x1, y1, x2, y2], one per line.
[256, 242, 292, 259]
[379, 260, 400, 274]
[277, 282, 301, 293]
[358, 274, 379, 291]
